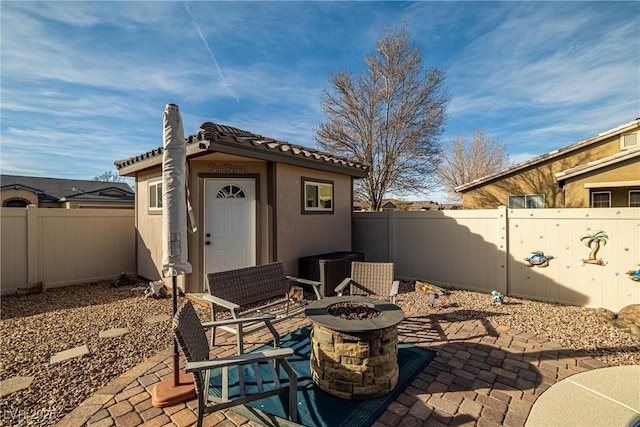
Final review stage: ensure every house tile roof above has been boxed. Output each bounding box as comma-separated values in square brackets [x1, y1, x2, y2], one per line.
[1, 175, 134, 203]
[115, 122, 369, 177]
[455, 118, 640, 193]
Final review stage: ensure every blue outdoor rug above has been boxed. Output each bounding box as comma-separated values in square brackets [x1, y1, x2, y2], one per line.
[208, 326, 436, 427]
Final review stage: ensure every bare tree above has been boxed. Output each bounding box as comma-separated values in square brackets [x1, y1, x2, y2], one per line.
[93, 170, 124, 183]
[314, 24, 450, 211]
[436, 129, 510, 200]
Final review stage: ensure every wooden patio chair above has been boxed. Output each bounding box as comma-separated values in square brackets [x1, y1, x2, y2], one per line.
[173, 301, 298, 427]
[335, 261, 400, 303]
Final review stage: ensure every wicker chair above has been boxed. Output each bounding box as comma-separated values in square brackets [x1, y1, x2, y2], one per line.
[173, 301, 298, 427]
[334, 261, 400, 303]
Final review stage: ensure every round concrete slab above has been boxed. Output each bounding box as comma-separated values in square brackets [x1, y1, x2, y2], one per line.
[526, 365, 640, 427]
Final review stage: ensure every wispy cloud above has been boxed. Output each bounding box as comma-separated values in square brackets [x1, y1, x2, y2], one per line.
[439, 1, 639, 152]
[183, 2, 236, 101]
[1, 1, 638, 183]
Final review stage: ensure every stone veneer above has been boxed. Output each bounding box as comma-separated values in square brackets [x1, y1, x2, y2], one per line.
[309, 323, 399, 400]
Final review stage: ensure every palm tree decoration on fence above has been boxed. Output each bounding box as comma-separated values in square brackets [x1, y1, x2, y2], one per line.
[580, 230, 608, 265]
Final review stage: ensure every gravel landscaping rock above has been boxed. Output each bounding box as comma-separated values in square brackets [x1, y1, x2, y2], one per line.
[1, 279, 638, 426]
[0, 280, 206, 426]
[396, 281, 640, 367]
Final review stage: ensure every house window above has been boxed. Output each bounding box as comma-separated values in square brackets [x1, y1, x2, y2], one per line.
[303, 179, 333, 213]
[4, 198, 29, 208]
[591, 191, 611, 208]
[508, 194, 544, 209]
[621, 132, 638, 150]
[630, 190, 640, 207]
[149, 180, 162, 211]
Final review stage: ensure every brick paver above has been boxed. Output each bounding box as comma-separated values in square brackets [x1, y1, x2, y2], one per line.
[54, 306, 607, 427]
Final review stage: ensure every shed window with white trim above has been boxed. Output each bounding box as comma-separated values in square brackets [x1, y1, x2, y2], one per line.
[303, 179, 333, 213]
[148, 180, 163, 211]
[591, 191, 611, 208]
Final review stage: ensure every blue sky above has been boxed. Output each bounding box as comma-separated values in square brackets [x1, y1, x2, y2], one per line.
[1, 1, 638, 201]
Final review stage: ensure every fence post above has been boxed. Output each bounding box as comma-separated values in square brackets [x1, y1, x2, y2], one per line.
[497, 206, 509, 295]
[26, 204, 39, 284]
[388, 210, 395, 264]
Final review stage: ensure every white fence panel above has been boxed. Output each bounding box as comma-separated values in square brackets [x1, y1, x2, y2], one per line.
[396, 209, 507, 294]
[353, 207, 640, 311]
[507, 208, 640, 310]
[1, 206, 136, 294]
[0, 209, 29, 290]
[352, 212, 390, 262]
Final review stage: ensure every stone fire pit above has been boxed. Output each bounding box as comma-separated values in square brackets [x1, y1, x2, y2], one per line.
[304, 296, 405, 400]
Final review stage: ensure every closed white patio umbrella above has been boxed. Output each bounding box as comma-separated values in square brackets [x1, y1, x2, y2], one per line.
[151, 104, 197, 407]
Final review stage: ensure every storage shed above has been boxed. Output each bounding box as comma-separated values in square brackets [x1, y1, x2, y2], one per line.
[115, 121, 368, 293]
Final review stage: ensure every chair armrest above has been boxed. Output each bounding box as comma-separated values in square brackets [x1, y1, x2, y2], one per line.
[335, 277, 352, 296]
[201, 314, 276, 329]
[202, 294, 241, 311]
[390, 280, 400, 297]
[287, 276, 321, 287]
[185, 348, 294, 372]
[287, 275, 323, 300]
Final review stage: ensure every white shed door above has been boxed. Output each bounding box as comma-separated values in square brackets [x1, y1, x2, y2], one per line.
[204, 178, 256, 284]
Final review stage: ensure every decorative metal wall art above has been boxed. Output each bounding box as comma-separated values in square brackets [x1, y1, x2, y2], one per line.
[580, 230, 608, 265]
[524, 251, 554, 267]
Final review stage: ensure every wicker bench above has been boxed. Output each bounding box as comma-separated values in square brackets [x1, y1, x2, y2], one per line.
[202, 262, 322, 352]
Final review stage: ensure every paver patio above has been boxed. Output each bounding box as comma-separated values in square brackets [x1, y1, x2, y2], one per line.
[54, 305, 609, 427]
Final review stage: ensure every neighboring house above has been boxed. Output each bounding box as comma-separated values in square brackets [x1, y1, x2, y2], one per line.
[115, 121, 369, 293]
[381, 200, 398, 211]
[408, 200, 463, 211]
[0, 175, 134, 209]
[353, 200, 369, 212]
[456, 118, 640, 209]
[373, 199, 460, 211]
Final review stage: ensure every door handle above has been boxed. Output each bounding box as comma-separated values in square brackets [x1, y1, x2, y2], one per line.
[205, 241, 211, 245]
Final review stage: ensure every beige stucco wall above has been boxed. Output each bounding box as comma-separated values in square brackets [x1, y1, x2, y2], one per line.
[132, 152, 356, 293]
[275, 163, 353, 275]
[134, 170, 164, 282]
[563, 159, 640, 207]
[461, 131, 636, 209]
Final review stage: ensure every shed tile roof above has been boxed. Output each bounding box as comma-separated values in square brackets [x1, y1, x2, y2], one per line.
[1, 175, 134, 203]
[115, 122, 369, 176]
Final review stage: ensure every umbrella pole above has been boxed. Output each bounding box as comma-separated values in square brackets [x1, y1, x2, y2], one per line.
[151, 276, 196, 407]
[172, 275, 180, 386]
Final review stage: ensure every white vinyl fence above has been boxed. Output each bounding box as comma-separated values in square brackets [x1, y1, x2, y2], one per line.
[353, 207, 640, 311]
[1, 206, 135, 294]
